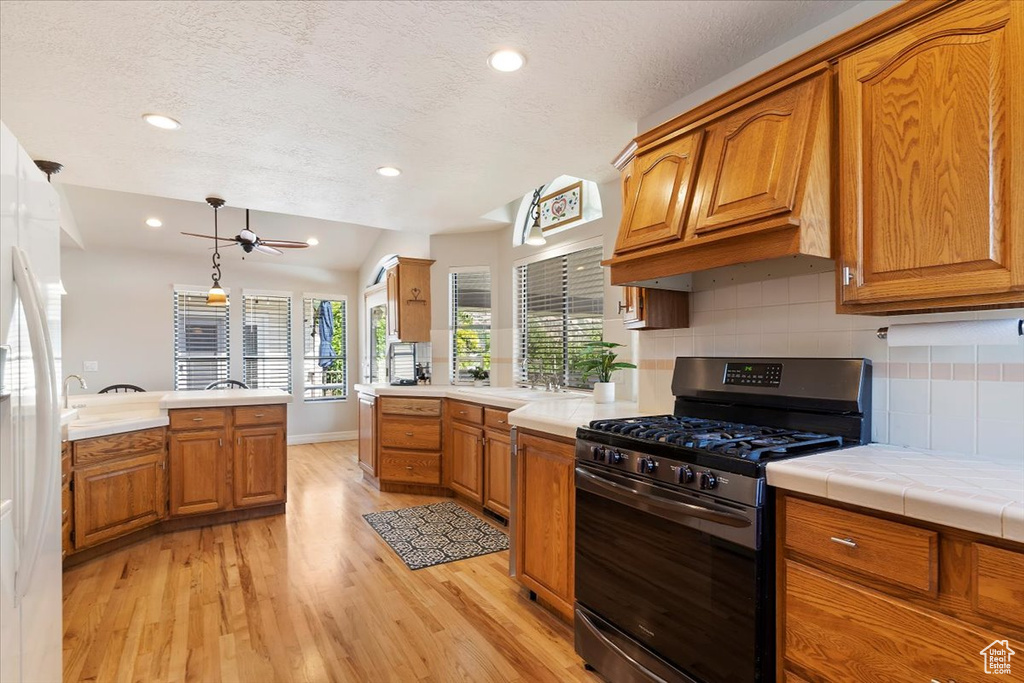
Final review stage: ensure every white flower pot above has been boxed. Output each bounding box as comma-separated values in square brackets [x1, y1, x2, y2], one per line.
[593, 382, 615, 404]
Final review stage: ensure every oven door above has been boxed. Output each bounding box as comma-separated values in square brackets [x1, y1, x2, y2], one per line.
[574, 463, 768, 683]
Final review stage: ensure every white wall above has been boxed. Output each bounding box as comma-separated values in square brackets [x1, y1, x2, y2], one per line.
[637, 0, 901, 134]
[62, 246, 359, 440]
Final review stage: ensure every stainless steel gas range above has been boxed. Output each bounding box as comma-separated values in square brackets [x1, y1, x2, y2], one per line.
[573, 357, 871, 683]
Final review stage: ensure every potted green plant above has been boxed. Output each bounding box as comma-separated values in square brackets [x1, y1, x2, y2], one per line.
[576, 341, 636, 403]
[468, 366, 489, 387]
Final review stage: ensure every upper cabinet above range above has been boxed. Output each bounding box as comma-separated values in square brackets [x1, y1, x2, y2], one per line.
[836, 0, 1024, 313]
[608, 0, 1024, 314]
[606, 65, 832, 287]
[385, 256, 434, 343]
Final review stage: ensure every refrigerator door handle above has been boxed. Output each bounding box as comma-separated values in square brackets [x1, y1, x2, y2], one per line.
[11, 247, 58, 604]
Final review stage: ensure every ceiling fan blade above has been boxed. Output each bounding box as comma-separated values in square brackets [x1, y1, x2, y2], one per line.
[209, 243, 241, 249]
[254, 244, 283, 255]
[259, 239, 309, 248]
[181, 231, 235, 242]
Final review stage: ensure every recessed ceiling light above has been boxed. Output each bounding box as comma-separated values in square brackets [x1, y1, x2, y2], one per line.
[142, 113, 181, 130]
[306, 237, 319, 246]
[145, 217, 163, 228]
[376, 166, 401, 177]
[488, 49, 525, 72]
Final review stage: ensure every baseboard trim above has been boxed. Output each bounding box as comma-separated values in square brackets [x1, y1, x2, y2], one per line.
[288, 430, 357, 445]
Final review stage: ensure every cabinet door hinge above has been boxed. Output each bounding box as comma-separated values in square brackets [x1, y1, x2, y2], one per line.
[70, 530, 75, 544]
[68, 478, 74, 492]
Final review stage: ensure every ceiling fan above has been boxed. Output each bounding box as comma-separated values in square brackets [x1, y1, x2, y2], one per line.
[182, 198, 310, 256]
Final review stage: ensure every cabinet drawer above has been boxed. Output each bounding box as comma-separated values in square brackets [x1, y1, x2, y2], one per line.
[379, 417, 441, 450]
[169, 408, 228, 430]
[379, 450, 441, 485]
[234, 404, 285, 427]
[380, 397, 442, 417]
[972, 542, 1024, 623]
[484, 407, 511, 431]
[449, 400, 484, 424]
[784, 560, 1011, 682]
[784, 497, 937, 594]
[73, 427, 167, 467]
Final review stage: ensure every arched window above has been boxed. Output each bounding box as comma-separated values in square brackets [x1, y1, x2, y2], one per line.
[370, 253, 398, 286]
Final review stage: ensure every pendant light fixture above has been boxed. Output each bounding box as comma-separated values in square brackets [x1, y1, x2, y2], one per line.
[205, 196, 228, 306]
[524, 186, 546, 246]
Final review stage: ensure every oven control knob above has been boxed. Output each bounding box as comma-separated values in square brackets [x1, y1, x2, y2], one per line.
[678, 465, 694, 484]
[591, 446, 606, 462]
[699, 470, 718, 490]
[637, 457, 657, 475]
[609, 450, 625, 465]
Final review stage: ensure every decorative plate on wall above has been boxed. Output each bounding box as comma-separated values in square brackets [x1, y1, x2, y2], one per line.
[540, 180, 583, 232]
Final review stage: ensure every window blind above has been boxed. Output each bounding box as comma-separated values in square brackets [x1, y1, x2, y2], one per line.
[173, 289, 229, 390]
[303, 297, 347, 400]
[450, 270, 491, 383]
[514, 245, 604, 389]
[242, 294, 292, 392]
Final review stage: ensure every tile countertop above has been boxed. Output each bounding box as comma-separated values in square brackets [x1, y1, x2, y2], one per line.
[354, 383, 648, 438]
[65, 389, 290, 441]
[767, 444, 1024, 542]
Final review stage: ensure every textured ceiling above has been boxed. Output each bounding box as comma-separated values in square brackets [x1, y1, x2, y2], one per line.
[60, 185, 385, 271]
[1, 0, 857, 234]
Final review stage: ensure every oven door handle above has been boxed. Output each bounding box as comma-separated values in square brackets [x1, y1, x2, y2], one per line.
[575, 467, 751, 528]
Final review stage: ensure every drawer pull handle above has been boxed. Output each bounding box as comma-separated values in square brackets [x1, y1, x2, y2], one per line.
[830, 536, 858, 548]
[193, 417, 204, 422]
[405, 466, 414, 470]
[254, 413, 264, 418]
[405, 432, 414, 437]
[459, 410, 467, 415]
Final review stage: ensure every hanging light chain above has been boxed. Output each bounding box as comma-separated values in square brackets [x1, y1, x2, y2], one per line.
[211, 204, 222, 286]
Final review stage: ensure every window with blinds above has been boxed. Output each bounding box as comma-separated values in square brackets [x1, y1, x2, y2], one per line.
[173, 289, 230, 390]
[242, 293, 291, 392]
[303, 297, 347, 401]
[450, 269, 491, 384]
[514, 245, 604, 389]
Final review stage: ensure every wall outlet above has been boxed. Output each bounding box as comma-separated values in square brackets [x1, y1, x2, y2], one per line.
[83, 360, 99, 372]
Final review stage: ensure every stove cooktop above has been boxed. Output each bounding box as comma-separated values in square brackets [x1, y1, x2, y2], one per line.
[583, 415, 844, 464]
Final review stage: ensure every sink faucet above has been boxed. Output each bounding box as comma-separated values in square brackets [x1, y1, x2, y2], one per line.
[63, 374, 87, 409]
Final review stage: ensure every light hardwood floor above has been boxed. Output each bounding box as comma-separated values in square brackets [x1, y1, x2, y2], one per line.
[62, 441, 596, 683]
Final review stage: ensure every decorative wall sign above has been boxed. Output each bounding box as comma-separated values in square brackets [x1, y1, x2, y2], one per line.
[539, 180, 583, 231]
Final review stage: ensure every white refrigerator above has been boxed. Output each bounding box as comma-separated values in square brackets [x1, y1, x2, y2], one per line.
[0, 121, 63, 683]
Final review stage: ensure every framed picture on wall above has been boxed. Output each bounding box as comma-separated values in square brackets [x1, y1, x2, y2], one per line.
[539, 180, 583, 232]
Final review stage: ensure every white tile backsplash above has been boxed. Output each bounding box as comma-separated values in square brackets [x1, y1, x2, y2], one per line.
[635, 268, 1024, 462]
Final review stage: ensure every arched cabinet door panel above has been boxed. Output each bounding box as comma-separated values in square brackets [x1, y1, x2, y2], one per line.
[838, 0, 1024, 306]
[688, 68, 829, 238]
[614, 131, 702, 255]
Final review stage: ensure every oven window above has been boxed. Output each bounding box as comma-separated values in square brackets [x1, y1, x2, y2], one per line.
[575, 488, 765, 682]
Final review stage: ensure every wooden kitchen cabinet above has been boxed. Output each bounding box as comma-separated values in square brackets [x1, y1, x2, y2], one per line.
[377, 397, 443, 490]
[168, 426, 230, 516]
[483, 427, 511, 519]
[687, 66, 830, 241]
[449, 421, 484, 503]
[71, 428, 167, 551]
[358, 393, 377, 477]
[385, 256, 435, 343]
[837, 0, 1024, 312]
[515, 430, 575, 621]
[605, 64, 832, 286]
[614, 132, 702, 254]
[619, 286, 690, 330]
[777, 492, 1024, 682]
[233, 424, 286, 508]
[73, 451, 165, 550]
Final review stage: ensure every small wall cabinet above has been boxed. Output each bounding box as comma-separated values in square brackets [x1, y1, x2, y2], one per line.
[385, 256, 435, 343]
[619, 286, 690, 330]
